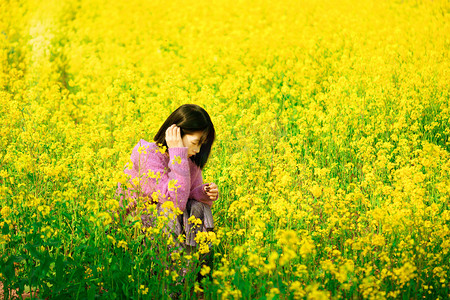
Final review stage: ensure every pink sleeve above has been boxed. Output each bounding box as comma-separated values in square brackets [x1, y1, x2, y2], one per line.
[154, 147, 191, 211]
[117, 140, 192, 212]
[189, 165, 218, 207]
[116, 140, 152, 211]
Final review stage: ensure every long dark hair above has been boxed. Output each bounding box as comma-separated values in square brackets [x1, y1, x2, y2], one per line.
[154, 104, 215, 170]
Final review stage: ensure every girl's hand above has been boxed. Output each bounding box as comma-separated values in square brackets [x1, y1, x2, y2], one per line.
[204, 182, 219, 201]
[165, 124, 185, 148]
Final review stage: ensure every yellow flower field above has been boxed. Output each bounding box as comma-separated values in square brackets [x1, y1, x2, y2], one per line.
[1, 0, 449, 298]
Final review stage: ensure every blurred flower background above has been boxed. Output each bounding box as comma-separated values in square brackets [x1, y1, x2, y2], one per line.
[1, 0, 449, 298]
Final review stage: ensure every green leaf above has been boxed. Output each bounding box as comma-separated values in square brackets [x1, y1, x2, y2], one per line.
[2, 222, 9, 234]
[25, 244, 41, 260]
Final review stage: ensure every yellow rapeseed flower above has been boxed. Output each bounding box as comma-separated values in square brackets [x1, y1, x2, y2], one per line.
[117, 240, 128, 250]
[1, 206, 11, 218]
[168, 179, 180, 191]
[171, 155, 182, 165]
[200, 265, 211, 276]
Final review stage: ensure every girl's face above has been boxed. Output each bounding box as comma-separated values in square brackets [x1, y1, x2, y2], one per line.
[182, 131, 204, 157]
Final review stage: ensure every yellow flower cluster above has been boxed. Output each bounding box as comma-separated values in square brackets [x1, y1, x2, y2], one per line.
[194, 231, 217, 254]
[138, 284, 149, 295]
[171, 155, 182, 165]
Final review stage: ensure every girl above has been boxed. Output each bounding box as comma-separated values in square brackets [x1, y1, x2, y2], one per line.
[116, 103, 218, 251]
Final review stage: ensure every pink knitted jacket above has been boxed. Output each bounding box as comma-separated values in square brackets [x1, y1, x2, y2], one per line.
[116, 139, 217, 211]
